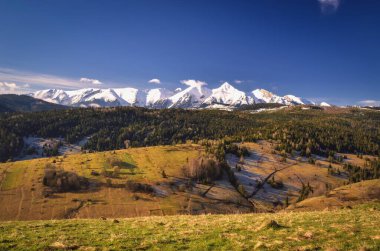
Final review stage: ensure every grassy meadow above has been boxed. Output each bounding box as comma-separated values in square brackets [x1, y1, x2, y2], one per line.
[0, 203, 379, 250]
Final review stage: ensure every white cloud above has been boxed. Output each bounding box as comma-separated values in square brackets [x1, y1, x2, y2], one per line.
[234, 80, 243, 84]
[358, 100, 380, 107]
[0, 68, 84, 90]
[0, 82, 29, 94]
[148, 78, 161, 84]
[0, 68, 107, 93]
[80, 77, 102, 85]
[180, 79, 207, 88]
[318, 0, 340, 13]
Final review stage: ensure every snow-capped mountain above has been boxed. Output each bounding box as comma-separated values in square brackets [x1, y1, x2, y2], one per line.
[34, 89, 71, 105]
[319, 102, 331, 107]
[146, 88, 173, 107]
[251, 89, 314, 106]
[251, 89, 287, 104]
[203, 82, 252, 107]
[283, 95, 314, 105]
[167, 83, 211, 108]
[30, 82, 318, 109]
[113, 88, 146, 106]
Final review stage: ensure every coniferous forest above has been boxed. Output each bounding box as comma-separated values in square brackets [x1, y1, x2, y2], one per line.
[0, 106, 379, 162]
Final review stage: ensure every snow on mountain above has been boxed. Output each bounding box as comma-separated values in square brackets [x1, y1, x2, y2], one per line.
[114, 88, 146, 106]
[66, 88, 101, 105]
[320, 102, 331, 107]
[31, 83, 314, 109]
[33, 89, 70, 105]
[203, 82, 252, 106]
[168, 81, 211, 108]
[146, 88, 173, 107]
[283, 95, 314, 105]
[66, 88, 125, 107]
[251, 89, 287, 104]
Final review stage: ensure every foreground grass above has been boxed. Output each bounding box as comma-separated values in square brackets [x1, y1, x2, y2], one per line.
[0, 203, 379, 250]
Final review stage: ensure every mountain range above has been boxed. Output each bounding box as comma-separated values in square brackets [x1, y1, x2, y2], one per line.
[30, 82, 329, 109]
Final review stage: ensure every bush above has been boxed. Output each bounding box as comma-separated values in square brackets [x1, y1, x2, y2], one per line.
[182, 157, 222, 183]
[125, 180, 154, 194]
[42, 165, 88, 192]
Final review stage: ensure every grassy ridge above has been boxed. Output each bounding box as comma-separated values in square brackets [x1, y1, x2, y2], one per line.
[0, 203, 379, 250]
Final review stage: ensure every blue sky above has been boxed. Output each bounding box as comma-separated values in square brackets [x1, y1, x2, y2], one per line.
[0, 0, 379, 105]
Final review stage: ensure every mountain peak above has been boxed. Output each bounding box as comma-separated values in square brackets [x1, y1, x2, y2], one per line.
[203, 82, 249, 106]
[219, 82, 234, 90]
[251, 89, 279, 103]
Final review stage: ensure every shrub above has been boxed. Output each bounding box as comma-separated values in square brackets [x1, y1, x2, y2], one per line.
[125, 180, 154, 194]
[182, 157, 222, 183]
[42, 164, 88, 192]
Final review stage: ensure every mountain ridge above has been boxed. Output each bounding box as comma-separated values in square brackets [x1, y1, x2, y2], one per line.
[30, 82, 321, 109]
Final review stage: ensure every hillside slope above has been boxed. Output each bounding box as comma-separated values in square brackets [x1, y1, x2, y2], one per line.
[0, 203, 379, 250]
[287, 179, 380, 211]
[0, 94, 66, 113]
[0, 144, 251, 221]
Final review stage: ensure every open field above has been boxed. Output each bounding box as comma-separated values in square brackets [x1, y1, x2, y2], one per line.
[0, 202, 379, 250]
[0, 144, 250, 220]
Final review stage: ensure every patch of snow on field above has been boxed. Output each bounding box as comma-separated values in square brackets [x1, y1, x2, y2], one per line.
[17, 137, 88, 161]
[250, 106, 287, 113]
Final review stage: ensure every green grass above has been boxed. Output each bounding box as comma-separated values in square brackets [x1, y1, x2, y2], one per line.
[0, 165, 25, 190]
[0, 203, 379, 250]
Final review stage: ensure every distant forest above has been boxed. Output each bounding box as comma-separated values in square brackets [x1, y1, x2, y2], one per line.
[1, 107, 379, 162]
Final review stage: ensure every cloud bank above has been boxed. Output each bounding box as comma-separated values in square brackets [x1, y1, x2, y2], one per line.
[148, 78, 161, 84]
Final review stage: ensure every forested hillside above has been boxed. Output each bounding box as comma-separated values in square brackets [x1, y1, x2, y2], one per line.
[1, 106, 379, 162]
[0, 94, 66, 113]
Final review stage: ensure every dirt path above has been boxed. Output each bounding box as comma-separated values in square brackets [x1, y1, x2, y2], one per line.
[16, 187, 24, 220]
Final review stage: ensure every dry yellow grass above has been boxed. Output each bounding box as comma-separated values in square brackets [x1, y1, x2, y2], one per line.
[0, 144, 249, 221]
[288, 179, 380, 211]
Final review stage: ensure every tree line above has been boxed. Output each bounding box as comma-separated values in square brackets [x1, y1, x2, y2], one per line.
[0, 106, 379, 162]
